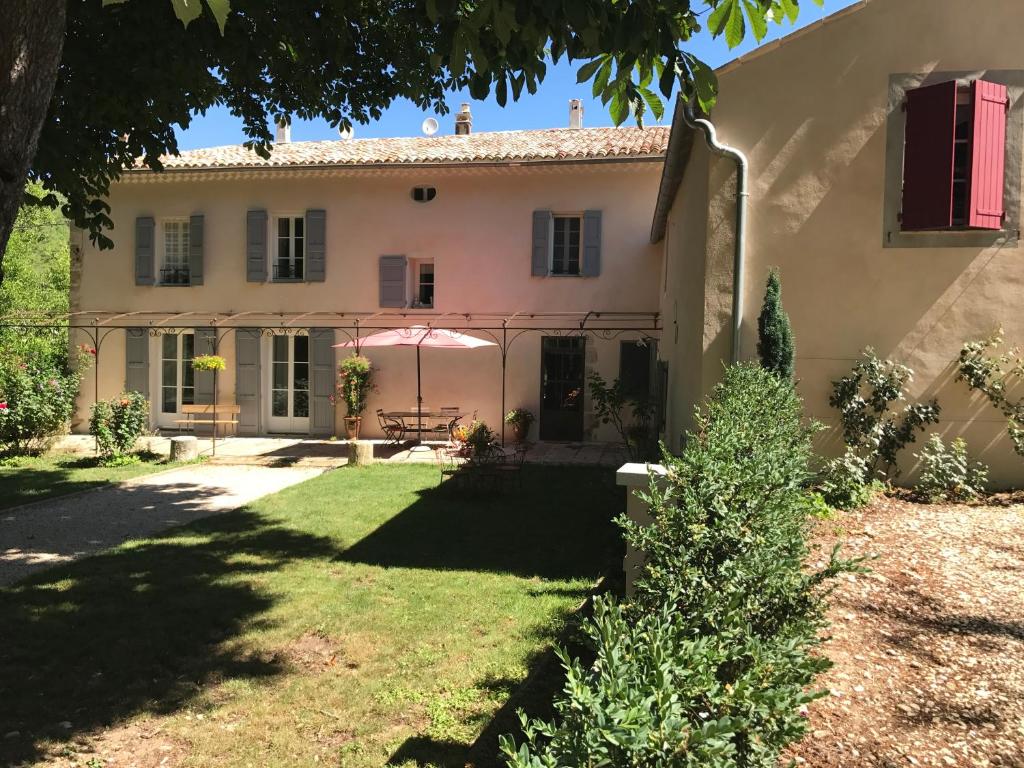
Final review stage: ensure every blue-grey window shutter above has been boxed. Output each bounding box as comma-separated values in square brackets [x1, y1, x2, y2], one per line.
[235, 329, 261, 435]
[125, 328, 149, 396]
[310, 328, 335, 436]
[193, 328, 216, 404]
[188, 214, 204, 285]
[532, 210, 552, 276]
[379, 255, 407, 308]
[582, 210, 602, 277]
[246, 209, 267, 282]
[306, 209, 326, 282]
[135, 216, 155, 285]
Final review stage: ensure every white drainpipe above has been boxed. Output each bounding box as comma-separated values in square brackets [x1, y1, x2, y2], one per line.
[681, 104, 749, 364]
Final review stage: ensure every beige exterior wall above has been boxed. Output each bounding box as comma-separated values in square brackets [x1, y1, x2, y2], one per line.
[73, 161, 662, 441]
[661, 0, 1024, 485]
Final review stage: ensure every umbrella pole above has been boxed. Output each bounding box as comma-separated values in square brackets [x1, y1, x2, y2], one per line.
[416, 344, 423, 445]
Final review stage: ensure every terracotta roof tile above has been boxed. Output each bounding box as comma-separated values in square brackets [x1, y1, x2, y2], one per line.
[147, 126, 670, 171]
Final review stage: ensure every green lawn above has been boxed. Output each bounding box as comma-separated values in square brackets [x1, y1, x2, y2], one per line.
[0, 464, 623, 768]
[0, 452, 178, 510]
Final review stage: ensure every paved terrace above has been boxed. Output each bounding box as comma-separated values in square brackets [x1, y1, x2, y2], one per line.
[52, 435, 630, 468]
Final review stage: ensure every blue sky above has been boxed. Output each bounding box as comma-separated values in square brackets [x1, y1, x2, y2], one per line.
[176, 0, 859, 150]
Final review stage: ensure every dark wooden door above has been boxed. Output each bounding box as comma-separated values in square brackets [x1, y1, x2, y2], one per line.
[540, 336, 585, 441]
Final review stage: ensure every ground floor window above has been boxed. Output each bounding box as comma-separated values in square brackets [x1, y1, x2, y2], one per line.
[160, 333, 195, 414]
[267, 334, 310, 433]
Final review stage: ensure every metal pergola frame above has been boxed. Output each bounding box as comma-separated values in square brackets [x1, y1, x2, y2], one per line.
[1, 310, 661, 448]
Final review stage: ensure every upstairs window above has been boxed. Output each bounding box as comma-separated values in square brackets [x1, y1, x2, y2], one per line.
[901, 79, 1009, 231]
[274, 215, 304, 281]
[160, 220, 190, 285]
[412, 260, 435, 308]
[551, 215, 581, 275]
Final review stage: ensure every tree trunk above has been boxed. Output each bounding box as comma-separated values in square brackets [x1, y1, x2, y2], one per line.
[0, 0, 67, 284]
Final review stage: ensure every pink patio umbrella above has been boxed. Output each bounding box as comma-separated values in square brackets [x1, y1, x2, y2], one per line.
[334, 326, 496, 442]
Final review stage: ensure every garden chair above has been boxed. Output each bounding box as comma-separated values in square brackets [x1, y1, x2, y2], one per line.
[377, 409, 406, 446]
[437, 406, 462, 443]
[434, 445, 464, 488]
[492, 443, 529, 492]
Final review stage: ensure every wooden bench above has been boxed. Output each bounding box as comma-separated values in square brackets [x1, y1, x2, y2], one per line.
[175, 404, 241, 436]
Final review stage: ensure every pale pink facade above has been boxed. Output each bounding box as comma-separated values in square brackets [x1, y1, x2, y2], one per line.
[71, 125, 666, 442]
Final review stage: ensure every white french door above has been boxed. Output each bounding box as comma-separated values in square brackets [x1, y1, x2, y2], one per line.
[158, 333, 195, 429]
[264, 334, 310, 434]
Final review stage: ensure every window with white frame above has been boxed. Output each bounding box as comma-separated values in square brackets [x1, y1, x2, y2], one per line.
[412, 260, 435, 308]
[551, 215, 581, 275]
[274, 215, 305, 281]
[160, 219, 190, 285]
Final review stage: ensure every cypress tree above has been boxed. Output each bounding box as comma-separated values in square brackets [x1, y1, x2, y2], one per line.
[757, 268, 795, 380]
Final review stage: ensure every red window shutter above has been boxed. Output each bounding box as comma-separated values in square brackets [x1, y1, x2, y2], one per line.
[901, 80, 958, 231]
[968, 79, 1009, 230]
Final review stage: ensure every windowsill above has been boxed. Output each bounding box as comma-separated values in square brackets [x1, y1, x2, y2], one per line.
[546, 271, 584, 278]
[271, 278, 306, 284]
[886, 226, 1017, 248]
[157, 282, 192, 287]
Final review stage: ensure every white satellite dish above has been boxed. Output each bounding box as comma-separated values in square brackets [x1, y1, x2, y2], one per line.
[421, 117, 439, 136]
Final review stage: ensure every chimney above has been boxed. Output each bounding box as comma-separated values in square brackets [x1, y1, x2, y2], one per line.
[454, 103, 472, 135]
[275, 119, 291, 144]
[569, 99, 583, 129]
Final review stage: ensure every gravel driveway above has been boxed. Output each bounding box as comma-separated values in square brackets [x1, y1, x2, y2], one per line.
[793, 495, 1024, 767]
[0, 464, 324, 586]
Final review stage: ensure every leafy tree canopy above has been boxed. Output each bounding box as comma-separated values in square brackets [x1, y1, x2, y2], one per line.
[30, 0, 821, 249]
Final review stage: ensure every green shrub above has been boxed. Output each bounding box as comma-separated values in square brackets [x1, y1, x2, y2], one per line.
[914, 434, 989, 503]
[501, 364, 857, 768]
[587, 371, 655, 461]
[957, 332, 1024, 458]
[90, 391, 149, 461]
[335, 355, 374, 417]
[0, 352, 84, 454]
[757, 268, 795, 381]
[829, 349, 940, 480]
[819, 448, 876, 510]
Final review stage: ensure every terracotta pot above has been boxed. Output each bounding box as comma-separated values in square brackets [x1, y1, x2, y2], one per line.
[344, 416, 362, 440]
[510, 422, 528, 443]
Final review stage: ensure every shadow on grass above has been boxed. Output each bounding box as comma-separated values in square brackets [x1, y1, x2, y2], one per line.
[0, 452, 169, 511]
[338, 465, 625, 580]
[386, 579, 606, 768]
[0, 508, 340, 765]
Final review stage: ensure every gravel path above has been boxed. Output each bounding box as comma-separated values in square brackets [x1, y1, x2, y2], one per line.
[0, 464, 324, 586]
[792, 495, 1024, 767]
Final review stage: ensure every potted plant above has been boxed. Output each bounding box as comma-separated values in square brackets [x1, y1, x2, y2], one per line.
[191, 354, 226, 372]
[336, 355, 374, 439]
[504, 408, 534, 443]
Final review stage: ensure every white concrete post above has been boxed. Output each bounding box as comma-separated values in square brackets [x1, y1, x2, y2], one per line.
[616, 462, 668, 597]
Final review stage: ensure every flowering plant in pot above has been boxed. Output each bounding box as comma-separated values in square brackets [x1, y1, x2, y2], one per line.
[504, 408, 534, 443]
[335, 355, 374, 439]
[191, 355, 226, 372]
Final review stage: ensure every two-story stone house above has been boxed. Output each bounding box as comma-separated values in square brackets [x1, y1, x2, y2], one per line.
[70, 107, 668, 442]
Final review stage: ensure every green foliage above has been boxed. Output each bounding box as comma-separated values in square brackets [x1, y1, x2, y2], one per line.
[30, 1, 818, 248]
[89, 391, 149, 461]
[587, 371, 655, 461]
[502, 364, 858, 768]
[757, 268, 795, 380]
[0, 350, 85, 455]
[503, 408, 534, 430]
[463, 420, 498, 455]
[335, 355, 374, 418]
[957, 331, 1024, 458]
[829, 349, 940, 480]
[914, 434, 989, 503]
[819, 448, 876, 510]
[191, 354, 226, 372]
[0, 184, 70, 365]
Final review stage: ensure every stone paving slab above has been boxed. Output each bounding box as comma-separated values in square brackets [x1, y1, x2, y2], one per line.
[0, 464, 323, 587]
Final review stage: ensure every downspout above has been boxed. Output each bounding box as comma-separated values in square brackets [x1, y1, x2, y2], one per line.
[680, 103, 748, 363]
